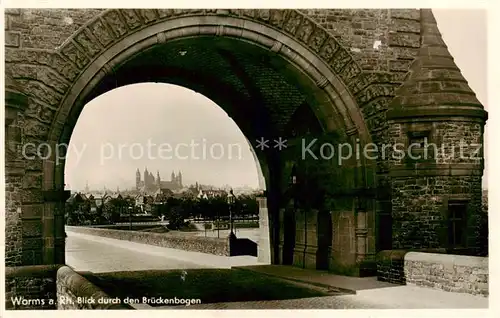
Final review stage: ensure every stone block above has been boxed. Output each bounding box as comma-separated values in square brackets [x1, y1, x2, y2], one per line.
[391, 18, 420, 33]
[22, 220, 43, 237]
[389, 59, 412, 72]
[20, 190, 44, 204]
[21, 204, 44, 219]
[22, 249, 43, 265]
[390, 9, 420, 20]
[22, 237, 43, 249]
[22, 173, 43, 189]
[388, 32, 420, 48]
[5, 31, 21, 47]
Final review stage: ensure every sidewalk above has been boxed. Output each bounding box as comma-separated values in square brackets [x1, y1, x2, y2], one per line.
[233, 265, 489, 309]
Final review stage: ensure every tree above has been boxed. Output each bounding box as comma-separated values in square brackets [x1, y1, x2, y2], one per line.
[102, 198, 122, 223]
[165, 198, 186, 230]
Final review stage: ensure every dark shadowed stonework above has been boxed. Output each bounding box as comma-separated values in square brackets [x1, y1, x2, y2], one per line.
[5, 265, 61, 309]
[4, 8, 487, 285]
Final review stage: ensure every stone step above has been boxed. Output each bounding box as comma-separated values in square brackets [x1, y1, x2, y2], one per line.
[233, 265, 358, 295]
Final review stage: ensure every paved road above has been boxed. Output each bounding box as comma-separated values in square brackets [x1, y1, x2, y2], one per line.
[65, 230, 260, 273]
[65, 232, 209, 273]
[64, 231, 488, 310]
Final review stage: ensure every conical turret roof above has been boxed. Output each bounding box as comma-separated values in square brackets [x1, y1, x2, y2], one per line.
[388, 9, 486, 120]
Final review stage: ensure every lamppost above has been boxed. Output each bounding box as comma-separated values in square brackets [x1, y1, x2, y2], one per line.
[128, 206, 133, 230]
[216, 201, 220, 238]
[227, 189, 236, 238]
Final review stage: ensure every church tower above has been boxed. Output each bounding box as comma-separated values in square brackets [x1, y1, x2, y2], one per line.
[178, 170, 183, 188]
[149, 171, 154, 188]
[144, 167, 149, 188]
[136, 168, 141, 190]
[156, 170, 161, 188]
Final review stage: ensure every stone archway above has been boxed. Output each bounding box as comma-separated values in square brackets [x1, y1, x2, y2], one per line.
[5, 9, 487, 276]
[6, 9, 377, 272]
[50, 12, 376, 270]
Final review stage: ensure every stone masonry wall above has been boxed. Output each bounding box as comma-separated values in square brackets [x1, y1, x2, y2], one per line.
[5, 175, 24, 266]
[5, 84, 29, 267]
[300, 9, 421, 177]
[7, 8, 419, 72]
[388, 121, 483, 166]
[391, 176, 483, 250]
[404, 252, 488, 296]
[301, 9, 420, 73]
[5, 265, 61, 310]
[66, 226, 230, 256]
[5, 8, 105, 49]
[388, 120, 484, 251]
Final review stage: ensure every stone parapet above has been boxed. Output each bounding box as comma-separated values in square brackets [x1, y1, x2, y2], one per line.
[66, 226, 230, 256]
[56, 266, 131, 309]
[377, 250, 488, 296]
[376, 249, 409, 284]
[404, 252, 488, 296]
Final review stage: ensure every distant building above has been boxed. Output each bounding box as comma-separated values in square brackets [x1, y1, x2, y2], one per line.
[67, 192, 87, 205]
[153, 188, 174, 203]
[197, 189, 228, 200]
[135, 168, 183, 193]
[134, 194, 155, 213]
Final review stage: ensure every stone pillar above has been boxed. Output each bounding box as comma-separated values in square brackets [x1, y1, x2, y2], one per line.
[43, 190, 71, 264]
[292, 208, 306, 268]
[5, 77, 28, 266]
[330, 203, 357, 270]
[355, 204, 368, 262]
[292, 208, 318, 269]
[257, 196, 271, 264]
[316, 210, 332, 270]
[304, 209, 318, 269]
[267, 158, 282, 265]
[278, 207, 286, 264]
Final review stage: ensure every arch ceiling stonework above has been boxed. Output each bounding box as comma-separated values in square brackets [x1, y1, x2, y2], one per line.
[6, 9, 400, 147]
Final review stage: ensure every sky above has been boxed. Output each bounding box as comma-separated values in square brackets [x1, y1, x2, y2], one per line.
[65, 9, 488, 191]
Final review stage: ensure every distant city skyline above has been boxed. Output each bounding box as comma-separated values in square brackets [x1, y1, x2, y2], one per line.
[64, 83, 263, 191]
[77, 174, 258, 193]
[65, 9, 487, 191]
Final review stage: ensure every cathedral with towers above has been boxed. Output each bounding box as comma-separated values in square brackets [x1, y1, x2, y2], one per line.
[135, 167, 183, 193]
